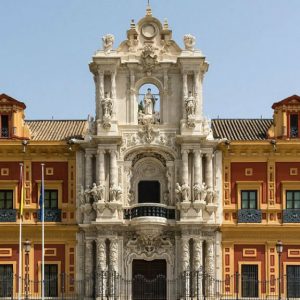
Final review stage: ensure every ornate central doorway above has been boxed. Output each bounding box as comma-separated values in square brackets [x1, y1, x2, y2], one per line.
[132, 259, 167, 300]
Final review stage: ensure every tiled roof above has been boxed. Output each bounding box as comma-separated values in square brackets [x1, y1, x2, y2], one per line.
[211, 119, 273, 141]
[26, 120, 87, 141]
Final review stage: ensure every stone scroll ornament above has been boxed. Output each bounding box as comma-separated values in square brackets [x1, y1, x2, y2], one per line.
[102, 34, 115, 54]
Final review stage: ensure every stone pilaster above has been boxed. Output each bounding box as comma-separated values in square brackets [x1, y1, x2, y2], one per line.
[111, 71, 116, 119]
[181, 236, 190, 297]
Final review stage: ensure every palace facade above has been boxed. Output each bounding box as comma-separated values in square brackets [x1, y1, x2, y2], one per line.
[1, 4, 300, 300]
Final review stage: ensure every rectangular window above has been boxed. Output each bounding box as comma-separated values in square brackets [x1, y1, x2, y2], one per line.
[241, 264, 258, 298]
[45, 264, 58, 297]
[290, 114, 299, 138]
[44, 190, 58, 209]
[0, 264, 13, 297]
[241, 190, 257, 209]
[286, 191, 300, 209]
[0, 190, 13, 209]
[287, 265, 300, 298]
[0, 115, 9, 138]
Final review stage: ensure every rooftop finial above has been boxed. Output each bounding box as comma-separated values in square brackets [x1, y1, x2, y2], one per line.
[146, 0, 152, 16]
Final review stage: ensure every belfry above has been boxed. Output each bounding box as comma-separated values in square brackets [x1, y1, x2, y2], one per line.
[77, 5, 222, 299]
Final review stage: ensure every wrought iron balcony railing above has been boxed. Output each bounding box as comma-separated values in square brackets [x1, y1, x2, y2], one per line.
[283, 209, 300, 223]
[1, 127, 9, 138]
[0, 209, 17, 222]
[237, 209, 262, 223]
[37, 208, 62, 222]
[124, 204, 175, 220]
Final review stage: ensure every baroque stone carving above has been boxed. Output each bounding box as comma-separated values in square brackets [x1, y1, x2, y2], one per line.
[102, 34, 115, 53]
[175, 182, 190, 202]
[183, 34, 196, 51]
[125, 231, 174, 259]
[185, 91, 196, 128]
[140, 44, 159, 76]
[109, 184, 122, 202]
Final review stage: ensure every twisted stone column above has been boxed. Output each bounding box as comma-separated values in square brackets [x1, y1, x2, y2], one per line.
[181, 237, 190, 297]
[96, 237, 107, 297]
[193, 239, 203, 298]
[84, 240, 94, 298]
[205, 239, 215, 295]
[109, 238, 119, 297]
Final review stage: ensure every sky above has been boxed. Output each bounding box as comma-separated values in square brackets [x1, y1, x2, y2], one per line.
[1, 0, 300, 120]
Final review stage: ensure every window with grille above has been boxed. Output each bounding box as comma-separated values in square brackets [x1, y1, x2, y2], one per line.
[44, 190, 58, 209]
[287, 265, 300, 298]
[0, 115, 9, 138]
[241, 190, 257, 209]
[286, 191, 300, 209]
[290, 114, 299, 138]
[45, 264, 58, 297]
[241, 264, 258, 298]
[0, 264, 13, 297]
[0, 190, 13, 209]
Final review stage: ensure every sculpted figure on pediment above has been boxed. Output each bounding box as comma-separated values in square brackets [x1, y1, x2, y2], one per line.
[183, 34, 196, 51]
[102, 34, 115, 53]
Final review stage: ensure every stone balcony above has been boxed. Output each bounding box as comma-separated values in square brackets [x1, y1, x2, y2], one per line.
[124, 203, 176, 220]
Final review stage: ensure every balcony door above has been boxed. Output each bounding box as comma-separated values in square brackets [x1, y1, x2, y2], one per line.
[138, 181, 160, 203]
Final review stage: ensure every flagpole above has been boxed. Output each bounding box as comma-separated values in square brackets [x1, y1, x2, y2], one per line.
[18, 163, 23, 300]
[41, 163, 45, 300]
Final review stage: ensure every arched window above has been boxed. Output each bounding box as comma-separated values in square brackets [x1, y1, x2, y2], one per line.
[138, 83, 160, 124]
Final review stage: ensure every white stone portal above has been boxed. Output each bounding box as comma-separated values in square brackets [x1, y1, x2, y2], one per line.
[76, 5, 222, 299]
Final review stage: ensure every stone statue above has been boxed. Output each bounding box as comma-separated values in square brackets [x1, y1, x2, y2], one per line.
[90, 183, 99, 202]
[101, 92, 113, 117]
[143, 88, 156, 115]
[185, 91, 196, 116]
[212, 190, 219, 203]
[84, 185, 91, 204]
[97, 183, 106, 202]
[175, 183, 182, 202]
[183, 34, 196, 51]
[193, 183, 201, 201]
[181, 182, 190, 202]
[206, 188, 214, 204]
[200, 182, 208, 202]
[110, 184, 122, 202]
[102, 34, 115, 53]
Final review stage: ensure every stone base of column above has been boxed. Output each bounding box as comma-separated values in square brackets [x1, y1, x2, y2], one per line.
[97, 119, 119, 135]
[93, 201, 123, 223]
